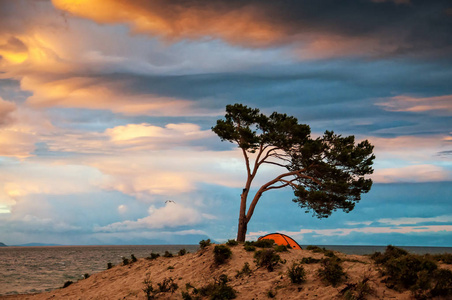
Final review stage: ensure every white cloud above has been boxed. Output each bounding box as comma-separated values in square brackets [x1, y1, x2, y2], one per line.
[95, 201, 214, 232]
[377, 215, 452, 226]
[106, 122, 211, 145]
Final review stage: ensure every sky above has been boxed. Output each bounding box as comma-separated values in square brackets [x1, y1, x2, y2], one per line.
[0, 0, 451, 246]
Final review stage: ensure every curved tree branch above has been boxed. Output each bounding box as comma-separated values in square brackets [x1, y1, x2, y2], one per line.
[245, 168, 314, 221]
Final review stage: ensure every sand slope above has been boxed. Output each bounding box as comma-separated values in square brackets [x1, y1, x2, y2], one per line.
[2, 245, 438, 299]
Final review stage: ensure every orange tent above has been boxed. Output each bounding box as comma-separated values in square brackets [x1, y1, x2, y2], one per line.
[258, 233, 302, 250]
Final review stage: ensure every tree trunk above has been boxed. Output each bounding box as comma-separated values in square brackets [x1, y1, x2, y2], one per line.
[236, 216, 247, 242]
[237, 189, 249, 242]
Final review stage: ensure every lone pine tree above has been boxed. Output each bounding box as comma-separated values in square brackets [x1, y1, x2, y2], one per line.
[212, 104, 375, 242]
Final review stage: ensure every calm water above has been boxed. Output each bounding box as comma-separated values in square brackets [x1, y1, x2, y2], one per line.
[0, 244, 451, 296]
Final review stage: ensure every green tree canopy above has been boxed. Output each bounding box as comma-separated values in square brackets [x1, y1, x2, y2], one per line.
[212, 103, 375, 241]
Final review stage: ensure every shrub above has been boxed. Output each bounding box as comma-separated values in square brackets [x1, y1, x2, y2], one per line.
[341, 275, 374, 300]
[254, 249, 281, 272]
[253, 239, 274, 248]
[213, 245, 232, 265]
[181, 291, 191, 300]
[83, 273, 90, 279]
[199, 239, 211, 249]
[107, 262, 113, 269]
[274, 245, 289, 252]
[185, 282, 194, 290]
[178, 248, 187, 256]
[324, 250, 335, 257]
[181, 291, 200, 300]
[430, 268, 452, 298]
[62, 281, 73, 288]
[148, 253, 160, 260]
[371, 245, 408, 265]
[412, 269, 431, 299]
[167, 266, 174, 270]
[384, 254, 437, 289]
[371, 245, 445, 297]
[318, 257, 346, 287]
[306, 245, 323, 253]
[163, 250, 173, 258]
[226, 239, 239, 246]
[143, 277, 155, 300]
[287, 261, 306, 284]
[235, 262, 252, 278]
[157, 277, 178, 293]
[131, 254, 137, 262]
[198, 274, 236, 300]
[430, 253, 452, 264]
[301, 257, 321, 264]
[267, 289, 277, 298]
[122, 257, 130, 265]
[244, 244, 256, 252]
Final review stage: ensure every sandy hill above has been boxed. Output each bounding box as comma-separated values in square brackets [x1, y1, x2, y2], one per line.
[3, 244, 450, 300]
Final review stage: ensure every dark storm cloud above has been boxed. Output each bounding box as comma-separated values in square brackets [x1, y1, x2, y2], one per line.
[71, 55, 450, 137]
[53, 0, 452, 59]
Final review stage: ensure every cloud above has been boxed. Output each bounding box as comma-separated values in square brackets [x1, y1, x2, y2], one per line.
[377, 215, 452, 226]
[24, 76, 223, 117]
[369, 134, 452, 163]
[366, 135, 452, 183]
[52, 0, 452, 59]
[42, 120, 219, 153]
[95, 201, 213, 232]
[1, 214, 82, 233]
[372, 164, 451, 183]
[87, 149, 246, 199]
[345, 221, 373, 226]
[21, 76, 209, 117]
[0, 97, 16, 125]
[0, 99, 53, 158]
[106, 122, 211, 144]
[0, 161, 103, 212]
[378, 94, 452, 115]
[0, 36, 29, 64]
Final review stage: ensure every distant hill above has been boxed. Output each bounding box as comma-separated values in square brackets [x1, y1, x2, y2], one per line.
[0, 242, 7, 247]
